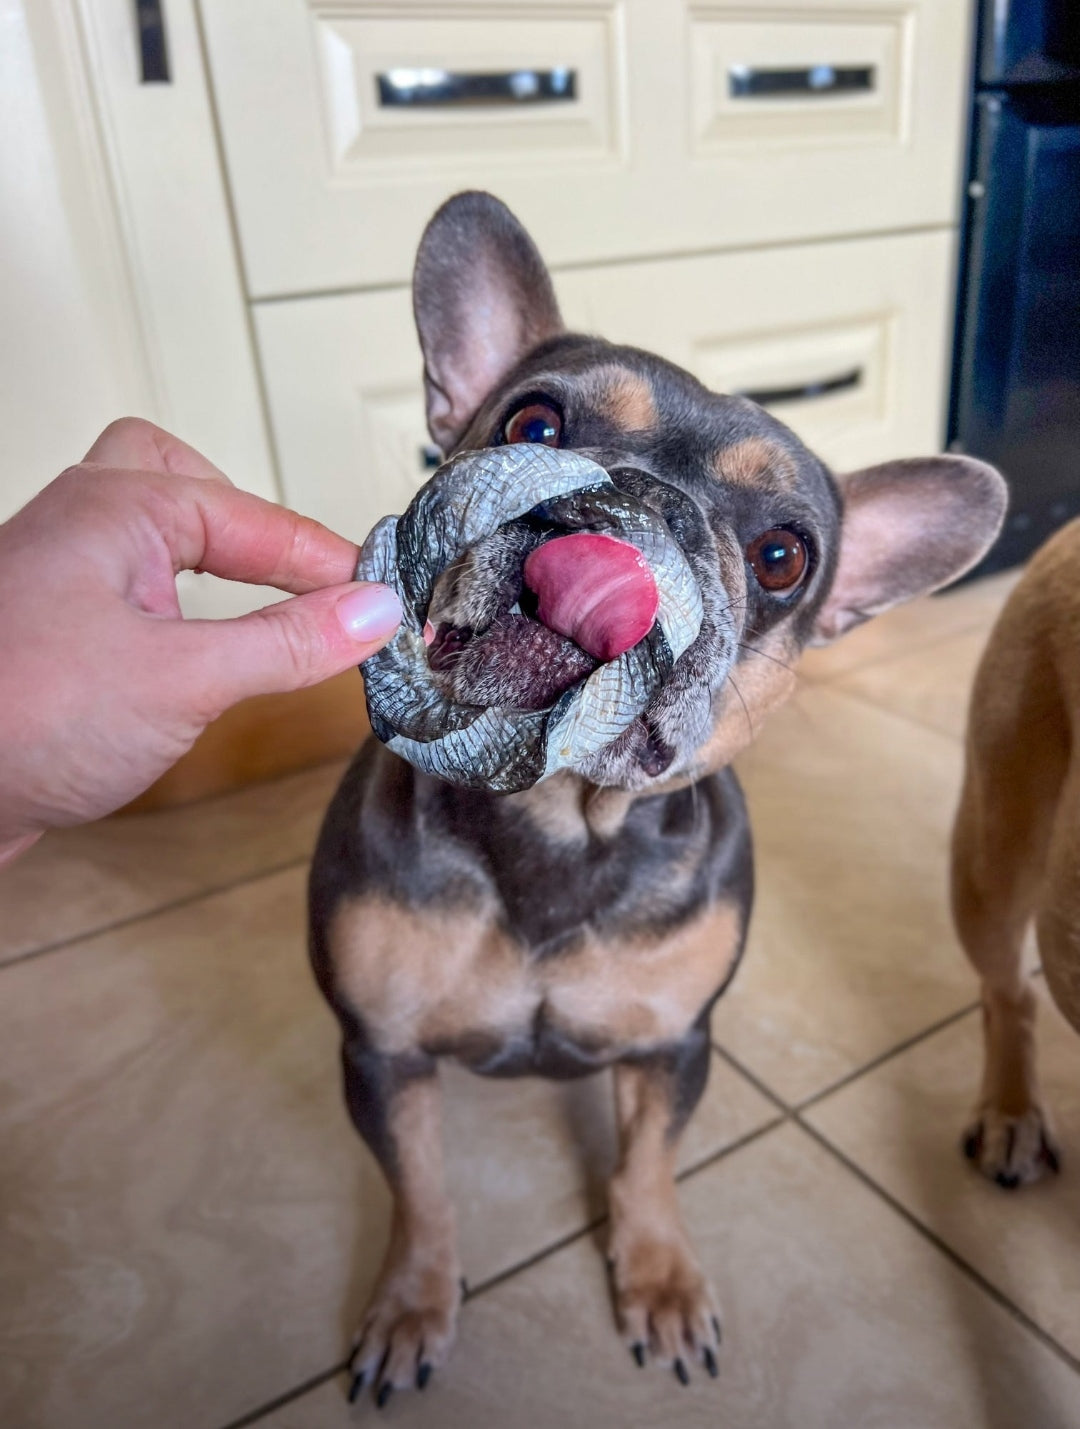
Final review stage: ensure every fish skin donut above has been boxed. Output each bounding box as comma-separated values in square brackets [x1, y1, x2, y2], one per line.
[355, 444, 704, 793]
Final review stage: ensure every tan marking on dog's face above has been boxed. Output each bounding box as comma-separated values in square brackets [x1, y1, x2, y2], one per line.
[714, 436, 797, 491]
[581, 364, 658, 433]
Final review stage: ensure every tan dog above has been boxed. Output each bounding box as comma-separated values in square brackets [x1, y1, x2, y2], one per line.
[952, 517, 1080, 1186]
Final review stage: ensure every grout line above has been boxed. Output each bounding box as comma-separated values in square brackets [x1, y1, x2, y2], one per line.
[675, 1111, 788, 1184]
[794, 1117, 1080, 1378]
[464, 1215, 607, 1303]
[215, 1360, 348, 1429]
[795, 998, 983, 1113]
[711, 1043, 791, 1114]
[0, 854, 309, 972]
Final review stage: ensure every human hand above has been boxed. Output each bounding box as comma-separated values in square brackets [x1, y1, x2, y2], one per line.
[0, 418, 401, 861]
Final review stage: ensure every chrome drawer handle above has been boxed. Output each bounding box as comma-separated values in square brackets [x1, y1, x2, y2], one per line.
[738, 368, 863, 407]
[133, 0, 170, 83]
[728, 65, 874, 99]
[378, 67, 576, 108]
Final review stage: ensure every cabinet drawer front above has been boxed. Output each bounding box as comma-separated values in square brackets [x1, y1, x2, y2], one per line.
[255, 229, 952, 542]
[202, 0, 968, 298]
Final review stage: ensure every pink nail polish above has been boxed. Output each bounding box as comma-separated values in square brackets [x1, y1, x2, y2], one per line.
[336, 583, 402, 641]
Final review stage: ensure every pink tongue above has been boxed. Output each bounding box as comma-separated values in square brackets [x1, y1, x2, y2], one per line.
[523, 533, 659, 662]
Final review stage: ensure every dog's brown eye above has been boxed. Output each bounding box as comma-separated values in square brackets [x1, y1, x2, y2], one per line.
[746, 528, 808, 593]
[504, 402, 562, 447]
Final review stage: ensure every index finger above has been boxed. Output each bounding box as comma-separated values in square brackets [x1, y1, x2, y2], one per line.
[159, 472, 361, 593]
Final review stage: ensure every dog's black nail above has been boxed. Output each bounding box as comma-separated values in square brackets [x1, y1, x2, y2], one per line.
[1004, 1124, 1017, 1167]
[376, 1381, 394, 1409]
[347, 1372, 365, 1404]
[703, 1346, 719, 1378]
[674, 1358, 690, 1386]
[962, 1129, 981, 1160]
[995, 1170, 1020, 1191]
[417, 1362, 432, 1391]
[1043, 1141, 1062, 1174]
[460, 1276, 468, 1300]
[711, 1315, 723, 1345]
[632, 1343, 646, 1368]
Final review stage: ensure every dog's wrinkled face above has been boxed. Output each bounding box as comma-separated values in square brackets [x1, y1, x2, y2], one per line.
[430, 340, 838, 789]
[412, 192, 1007, 792]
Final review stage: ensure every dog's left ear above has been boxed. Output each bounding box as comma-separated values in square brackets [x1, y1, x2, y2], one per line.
[413, 191, 563, 452]
[812, 456, 1008, 644]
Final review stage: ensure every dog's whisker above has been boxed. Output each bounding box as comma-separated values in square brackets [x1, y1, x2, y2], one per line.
[725, 672, 754, 744]
[736, 641, 798, 675]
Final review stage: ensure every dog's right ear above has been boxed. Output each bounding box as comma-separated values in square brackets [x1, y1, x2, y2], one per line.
[413, 191, 563, 453]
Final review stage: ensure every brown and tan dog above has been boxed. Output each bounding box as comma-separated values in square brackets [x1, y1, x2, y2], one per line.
[953, 518, 1080, 1188]
[309, 192, 1007, 1406]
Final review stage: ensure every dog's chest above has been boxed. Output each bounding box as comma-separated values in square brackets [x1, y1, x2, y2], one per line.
[329, 895, 743, 1070]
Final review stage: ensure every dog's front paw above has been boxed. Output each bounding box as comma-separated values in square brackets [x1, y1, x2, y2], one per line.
[347, 1248, 462, 1408]
[609, 1229, 722, 1385]
[962, 1105, 1062, 1189]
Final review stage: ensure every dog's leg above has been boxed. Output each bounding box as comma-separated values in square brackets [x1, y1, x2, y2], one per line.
[342, 1040, 461, 1406]
[951, 654, 1067, 1188]
[607, 1021, 721, 1383]
[1037, 761, 1080, 1044]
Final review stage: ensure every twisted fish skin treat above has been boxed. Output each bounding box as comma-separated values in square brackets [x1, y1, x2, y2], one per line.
[355, 444, 703, 792]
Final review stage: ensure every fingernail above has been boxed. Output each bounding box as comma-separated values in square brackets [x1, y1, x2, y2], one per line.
[336, 583, 402, 642]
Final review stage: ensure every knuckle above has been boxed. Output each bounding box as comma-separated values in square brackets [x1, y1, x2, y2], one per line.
[271, 604, 327, 687]
[101, 415, 157, 444]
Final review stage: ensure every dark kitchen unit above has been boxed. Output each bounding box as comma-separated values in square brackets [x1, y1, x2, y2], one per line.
[949, 0, 1080, 576]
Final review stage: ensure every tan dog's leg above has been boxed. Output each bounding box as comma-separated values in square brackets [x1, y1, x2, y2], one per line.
[343, 1049, 461, 1406]
[1037, 762, 1080, 1044]
[607, 1027, 721, 1383]
[951, 624, 1067, 1187]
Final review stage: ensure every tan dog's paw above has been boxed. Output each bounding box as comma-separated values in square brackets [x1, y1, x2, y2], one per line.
[962, 1105, 1062, 1189]
[348, 1253, 463, 1408]
[610, 1231, 722, 1385]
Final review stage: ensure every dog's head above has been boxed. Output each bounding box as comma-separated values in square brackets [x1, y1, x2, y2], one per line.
[411, 191, 1006, 792]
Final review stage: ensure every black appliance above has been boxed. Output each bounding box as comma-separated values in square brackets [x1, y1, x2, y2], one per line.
[949, 0, 1080, 575]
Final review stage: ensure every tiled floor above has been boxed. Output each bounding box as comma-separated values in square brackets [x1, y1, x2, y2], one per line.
[4, 570, 1080, 1429]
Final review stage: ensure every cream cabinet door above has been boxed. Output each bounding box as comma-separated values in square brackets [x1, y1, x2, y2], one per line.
[255, 227, 953, 541]
[201, 0, 970, 298]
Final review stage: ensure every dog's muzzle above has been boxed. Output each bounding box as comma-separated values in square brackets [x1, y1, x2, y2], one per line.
[356, 444, 711, 792]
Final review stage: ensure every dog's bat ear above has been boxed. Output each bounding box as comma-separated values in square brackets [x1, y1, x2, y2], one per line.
[811, 456, 1008, 644]
[413, 191, 563, 453]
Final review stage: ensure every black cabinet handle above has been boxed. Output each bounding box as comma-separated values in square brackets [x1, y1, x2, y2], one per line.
[738, 367, 863, 407]
[729, 65, 874, 99]
[134, 0, 170, 83]
[378, 67, 576, 108]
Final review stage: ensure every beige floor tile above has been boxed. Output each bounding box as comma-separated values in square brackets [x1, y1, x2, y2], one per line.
[0, 760, 347, 966]
[805, 983, 1080, 1363]
[715, 685, 978, 1104]
[259, 1123, 1080, 1429]
[831, 627, 987, 741]
[801, 569, 1018, 685]
[0, 867, 774, 1429]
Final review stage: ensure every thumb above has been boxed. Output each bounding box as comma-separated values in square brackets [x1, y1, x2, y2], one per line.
[185, 581, 402, 709]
